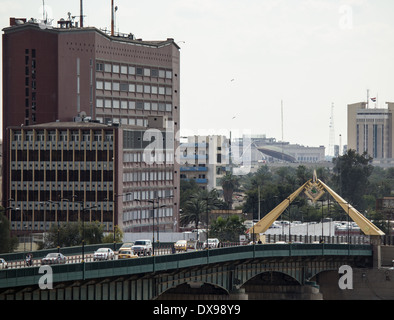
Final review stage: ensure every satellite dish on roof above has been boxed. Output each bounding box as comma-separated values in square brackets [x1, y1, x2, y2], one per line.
[79, 111, 87, 119]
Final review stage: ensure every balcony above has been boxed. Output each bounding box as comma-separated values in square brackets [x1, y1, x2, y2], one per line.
[180, 166, 208, 172]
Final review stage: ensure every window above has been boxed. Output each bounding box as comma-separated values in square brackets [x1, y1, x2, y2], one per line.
[112, 64, 119, 73]
[120, 83, 128, 91]
[166, 70, 172, 79]
[96, 63, 104, 71]
[128, 66, 135, 75]
[121, 65, 127, 74]
[144, 68, 150, 76]
[144, 85, 150, 94]
[165, 87, 172, 95]
[136, 67, 143, 75]
[129, 84, 135, 92]
[136, 84, 143, 93]
[129, 101, 135, 109]
[159, 87, 165, 95]
[113, 100, 120, 109]
[104, 82, 111, 90]
[96, 81, 103, 90]
[151, 69, 158, 77]
[151, 86, 158, 94]
[105, 99, 112, 108]
[121, 100, 128, 109]
[113, 82, 120, 91]
[159, 70, 165, 78]
[144, 102, 150, 110]
[104, 64, 111, 72]
[96, 99, 104, 108]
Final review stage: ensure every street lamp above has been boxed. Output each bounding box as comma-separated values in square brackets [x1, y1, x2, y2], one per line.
[81, 205, 97, 263]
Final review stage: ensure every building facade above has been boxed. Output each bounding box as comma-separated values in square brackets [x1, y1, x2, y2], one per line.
[2, 17, 180, 234]
[5, 121, 176, 235]
[180, 135, 229, 191]
[348, 102, 394, 160]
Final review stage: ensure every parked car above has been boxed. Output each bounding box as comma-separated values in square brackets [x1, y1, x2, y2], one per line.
[41, 253, 67, 265]
[118, 249, 138, 259]
[93, 248, 115, 261]
[0, 258, 8, 269]
[174, 240, 187, 252]
[203, 238, 220, 249]
[132, 240, 152, 256]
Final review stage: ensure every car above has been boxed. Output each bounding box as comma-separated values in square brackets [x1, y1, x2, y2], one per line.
[203, 238, 220, 249]
[0, 258, 8, 269]
[132, 240, 152, 256]
[41, 253, 67, 265]
[174, 240, 187, 252]
[118, 248, 138, 259]
[119, 242, 134, 251]
[93, 248, 115, 261]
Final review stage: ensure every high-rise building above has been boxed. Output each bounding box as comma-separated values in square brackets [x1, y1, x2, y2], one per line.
[347, 102, 394, 160]
[2, 17, 180, 235]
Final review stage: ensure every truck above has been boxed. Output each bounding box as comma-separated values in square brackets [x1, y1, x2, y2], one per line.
[132, 239, 153, 256]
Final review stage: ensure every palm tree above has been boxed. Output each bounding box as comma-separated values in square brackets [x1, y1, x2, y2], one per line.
[180, 189, 223, 231]
[220, 172, 240, 209]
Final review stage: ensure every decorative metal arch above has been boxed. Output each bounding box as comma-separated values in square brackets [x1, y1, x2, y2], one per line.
[248, 171, 384, 236]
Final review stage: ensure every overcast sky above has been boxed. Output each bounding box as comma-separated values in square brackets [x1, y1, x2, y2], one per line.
[1, 0, 394, 152]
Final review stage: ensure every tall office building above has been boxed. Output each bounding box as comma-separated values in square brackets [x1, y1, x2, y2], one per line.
[347, 102, 394, 160]
[2, 17, 180, 235]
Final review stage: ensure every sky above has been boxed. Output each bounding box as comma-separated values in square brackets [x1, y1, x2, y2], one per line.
[1, 0, 394, 152]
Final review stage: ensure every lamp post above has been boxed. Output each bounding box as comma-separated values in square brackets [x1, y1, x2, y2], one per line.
[81, 204, 97, 263]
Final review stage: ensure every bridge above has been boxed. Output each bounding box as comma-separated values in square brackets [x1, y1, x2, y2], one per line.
[0, 243, 375, 300]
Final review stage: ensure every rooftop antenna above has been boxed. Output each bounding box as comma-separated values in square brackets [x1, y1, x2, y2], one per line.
[281, 100, 284, 161]
[328, 103, 335, 156]
[111, 0, 114, 36]
[80, 0, 84, 27]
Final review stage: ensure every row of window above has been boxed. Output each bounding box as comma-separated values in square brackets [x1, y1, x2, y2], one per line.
[11, 149, 113, 162]
[96, 98, 172, 112]
[96, 81, 173, 95]
[96, 62, 173, 79]
[123, 170, 174, 183]
[12, 130, 114, 142]
[123, 206, 174, 221]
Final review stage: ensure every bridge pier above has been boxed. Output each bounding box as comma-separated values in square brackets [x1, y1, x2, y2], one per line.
[228, 288, 248, 300]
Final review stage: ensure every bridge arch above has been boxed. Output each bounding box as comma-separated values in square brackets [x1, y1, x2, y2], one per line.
[157, 282, 229, 300]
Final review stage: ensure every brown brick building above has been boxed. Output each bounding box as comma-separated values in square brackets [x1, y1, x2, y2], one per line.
[2, 18, 180, 235]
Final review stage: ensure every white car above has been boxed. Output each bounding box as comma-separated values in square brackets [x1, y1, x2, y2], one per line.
[132, 240, 153, 256]
[0, 258, 8, 269]
[93, 248, 115, 261]
[203, 238, 220, 249]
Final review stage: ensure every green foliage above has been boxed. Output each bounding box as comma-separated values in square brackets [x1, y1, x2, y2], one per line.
[209, 215, 246, 242]
[180, 188, 224, 229]
[0, 210, 18, 253]
[40, 221, 108, 249]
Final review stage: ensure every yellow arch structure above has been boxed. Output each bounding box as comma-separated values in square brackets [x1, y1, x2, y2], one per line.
[248, 172, 384, 236]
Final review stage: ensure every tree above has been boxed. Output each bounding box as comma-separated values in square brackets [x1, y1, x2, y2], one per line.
[0, 210, 18, 253]
[219, 172, 240, 209]
[180, 189, 223, 229]
[209, 215, 246, 242]
[332, 149, 373, 210]
[41, 221, 105, 249]
[103, 225, 123, 244]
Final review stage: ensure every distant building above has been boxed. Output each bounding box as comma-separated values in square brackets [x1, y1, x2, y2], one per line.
[180, 135, 229, 191]
[348, 102, 394, 163]
[236, 134, 325, 163]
